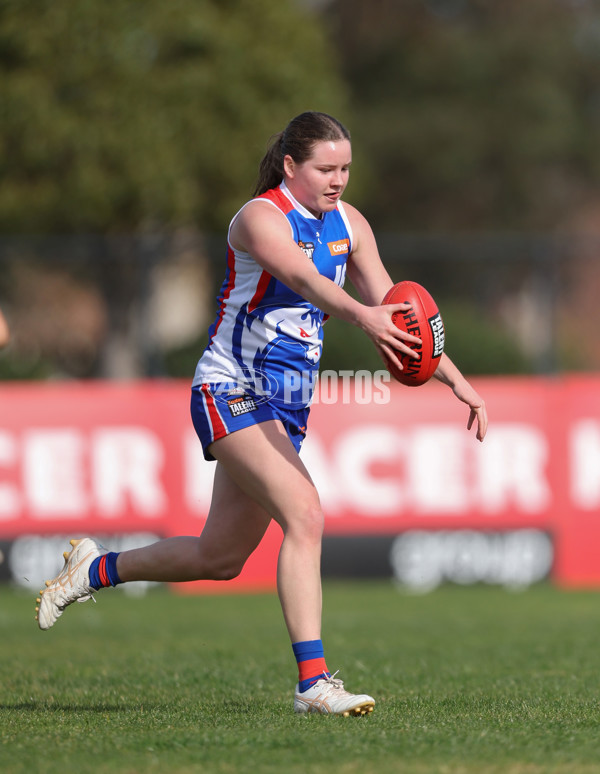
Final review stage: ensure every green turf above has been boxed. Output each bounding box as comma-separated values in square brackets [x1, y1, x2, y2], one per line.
[1, 582, 600, 774]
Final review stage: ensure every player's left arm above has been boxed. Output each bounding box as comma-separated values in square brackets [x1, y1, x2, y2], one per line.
[434, 354, 488, 442]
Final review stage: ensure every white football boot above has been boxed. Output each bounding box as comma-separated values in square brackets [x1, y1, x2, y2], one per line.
[35, 538, 106, 630]
[294, 672, 375, 716]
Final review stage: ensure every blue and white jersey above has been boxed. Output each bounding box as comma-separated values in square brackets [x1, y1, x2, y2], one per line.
[193, 181, 353, 408]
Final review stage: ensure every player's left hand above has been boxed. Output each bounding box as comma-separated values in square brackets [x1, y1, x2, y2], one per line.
[452, 380, 488, 442]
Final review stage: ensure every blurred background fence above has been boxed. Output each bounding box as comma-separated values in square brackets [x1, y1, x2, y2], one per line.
[0, 230, 597, 381]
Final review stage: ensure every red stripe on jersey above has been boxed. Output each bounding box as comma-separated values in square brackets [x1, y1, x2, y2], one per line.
[258, 186, 295, 214]
[248, 269, 272, 313]
[200, 384, 228, 441]
[208, 245, 237, 346]
[247, 186, 296, 313]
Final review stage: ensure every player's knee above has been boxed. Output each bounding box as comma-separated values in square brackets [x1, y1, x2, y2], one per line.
[195, 544, 247, 582]
[286, 500, 324, 545]
[211, 564, 243, 582]
[205, 557, 245, 582]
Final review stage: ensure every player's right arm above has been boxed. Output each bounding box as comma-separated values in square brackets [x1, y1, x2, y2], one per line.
[229, 200, 420, 366]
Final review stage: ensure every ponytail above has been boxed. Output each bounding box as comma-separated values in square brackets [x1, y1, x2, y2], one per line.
[252, 112, 350, 198]
[253, 132, 285, 197]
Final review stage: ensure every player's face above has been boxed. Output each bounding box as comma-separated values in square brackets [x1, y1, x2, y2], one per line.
[283, 139, 352, 218]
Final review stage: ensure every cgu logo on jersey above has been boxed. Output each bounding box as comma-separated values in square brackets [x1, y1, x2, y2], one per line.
[298, 240, 315, 260]
[327, 238, 350, 256]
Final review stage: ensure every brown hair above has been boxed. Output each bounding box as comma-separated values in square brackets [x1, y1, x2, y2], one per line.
[252, 112, 351, 197]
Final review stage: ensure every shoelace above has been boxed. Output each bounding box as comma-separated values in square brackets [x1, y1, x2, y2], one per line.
[318, 670, 345, 690]
[76, 593, 96, 605]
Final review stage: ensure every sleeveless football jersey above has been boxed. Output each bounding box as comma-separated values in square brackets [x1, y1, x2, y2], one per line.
[193, 181, 353, 408]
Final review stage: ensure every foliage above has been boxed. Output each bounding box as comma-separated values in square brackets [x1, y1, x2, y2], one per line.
[0, 0, 349, 233]
[318, 302, 530, 377]
[326, 0, 600, 232]
[2, 1, 595, 376]
[440, 301, 531, 375]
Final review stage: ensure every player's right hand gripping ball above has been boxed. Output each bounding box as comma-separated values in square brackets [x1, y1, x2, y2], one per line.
[381, 280, 445, 386]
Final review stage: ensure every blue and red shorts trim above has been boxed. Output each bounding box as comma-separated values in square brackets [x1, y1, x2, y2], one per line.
[190, 384, 310, 461]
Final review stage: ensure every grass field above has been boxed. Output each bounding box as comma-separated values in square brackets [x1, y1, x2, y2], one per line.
[2, 581, 600, 774]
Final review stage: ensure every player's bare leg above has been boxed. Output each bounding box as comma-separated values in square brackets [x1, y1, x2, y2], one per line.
[116, 462, 272, 583]
[205, 422, 374, 715]
[44, 420, 324, 641]
[206, 420, 325, 643]
[36, 463, 272, 629]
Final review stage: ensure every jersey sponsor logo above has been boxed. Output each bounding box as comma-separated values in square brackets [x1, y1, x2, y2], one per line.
[327, 238, 350, 256]
[299, 328, 311, 338]
[227, 394, 258, 417]
[298, 240, 315, 260]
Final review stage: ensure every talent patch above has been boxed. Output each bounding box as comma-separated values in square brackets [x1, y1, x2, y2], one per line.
[429, 313, 445, 358]
[227, 394, 258, 417]
[327, 238, 350, 256]
[298, 240, 315, 260]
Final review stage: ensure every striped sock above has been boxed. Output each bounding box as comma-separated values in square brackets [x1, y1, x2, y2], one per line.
[292, 639, 330, 693]
[88, 552, 122, 590]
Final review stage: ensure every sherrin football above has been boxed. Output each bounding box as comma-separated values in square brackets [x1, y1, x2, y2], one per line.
[381, 280, 445, 386]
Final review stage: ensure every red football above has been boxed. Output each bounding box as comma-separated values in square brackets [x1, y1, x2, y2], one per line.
[381, 281, 445, 386]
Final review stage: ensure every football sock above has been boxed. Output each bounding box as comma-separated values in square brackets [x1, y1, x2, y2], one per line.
[292, 639, 330, 693]
[88, 552, 122, 590]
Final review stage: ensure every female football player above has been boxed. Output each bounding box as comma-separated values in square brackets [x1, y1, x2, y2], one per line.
[36, 112, 487, 715]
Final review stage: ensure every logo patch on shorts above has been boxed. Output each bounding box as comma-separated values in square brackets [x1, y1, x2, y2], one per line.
[227, 394, 258, 417]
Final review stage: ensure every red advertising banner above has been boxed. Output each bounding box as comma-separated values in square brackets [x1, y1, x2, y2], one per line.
[0, 376, 599, 590]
